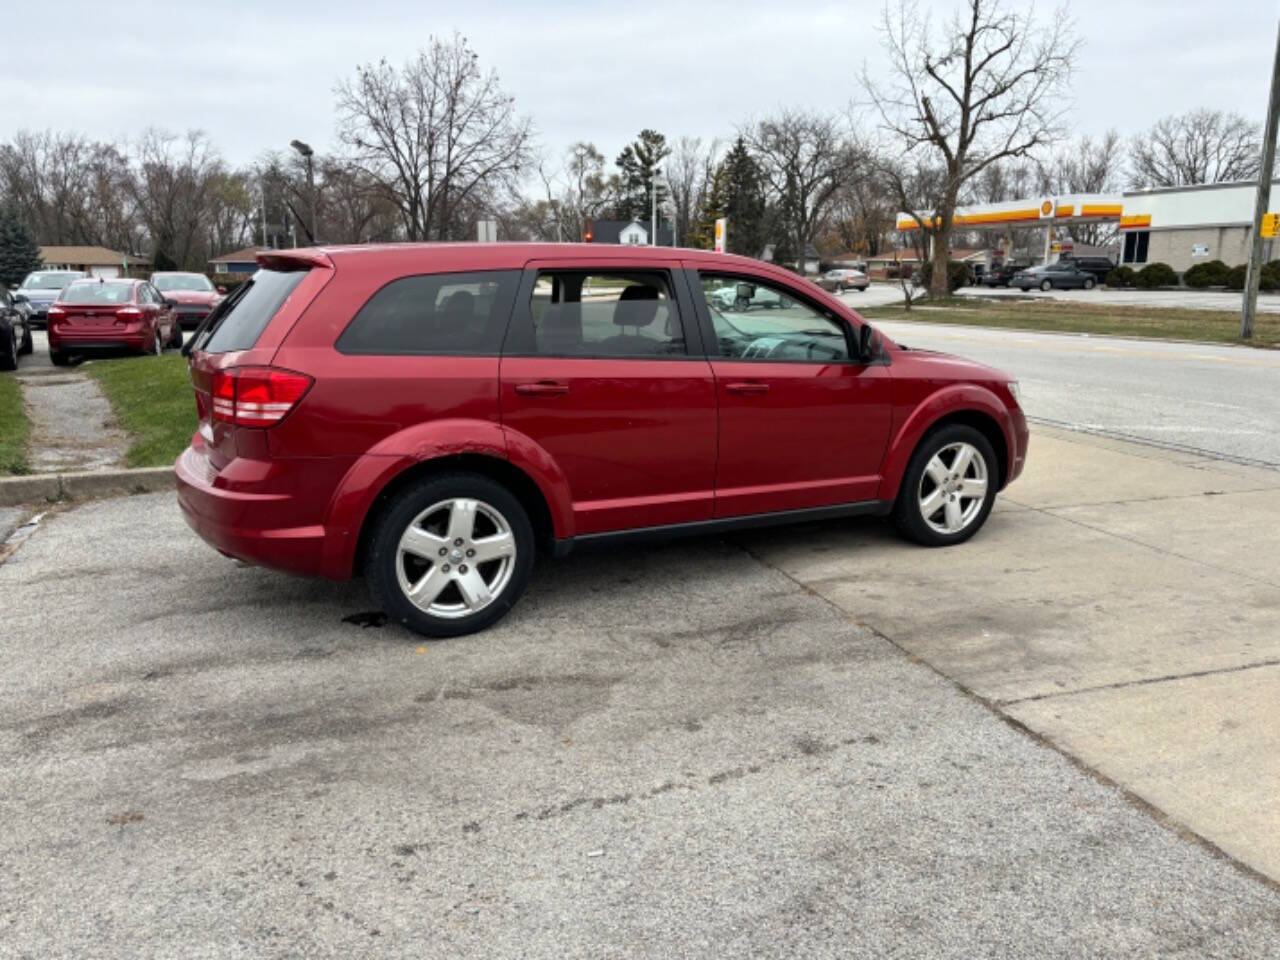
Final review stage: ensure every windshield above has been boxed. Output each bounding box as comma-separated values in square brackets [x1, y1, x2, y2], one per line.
[153, 274, 214, 292]
[59, 281, 136, 305]
[22, 272, 83, 291]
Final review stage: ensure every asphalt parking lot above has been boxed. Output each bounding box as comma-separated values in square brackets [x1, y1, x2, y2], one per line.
[3, 427, 1280, 957]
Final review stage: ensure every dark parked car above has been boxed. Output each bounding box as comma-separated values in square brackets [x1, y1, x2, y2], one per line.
[47, 278, 182, 365]
[1012, 261, 1097, 291]
[1061, 256, 1116, 284]
[981, 262, 1030, 287]
[177, 244, 1028, 639]
[13, 270, 86, 327]
[1, 287, 35, 370]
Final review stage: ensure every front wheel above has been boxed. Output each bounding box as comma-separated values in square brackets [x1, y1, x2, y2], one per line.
[1039, 279, 1052, 291]
[0, 328, 16, 371]
[19, 326, 33, 355]
[168, 323, 184, 349]
[365, 473, 536, 638]
[893, 424, 998, 547]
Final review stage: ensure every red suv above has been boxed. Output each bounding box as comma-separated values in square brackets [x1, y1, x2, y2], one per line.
[177, 245, 1028, 637]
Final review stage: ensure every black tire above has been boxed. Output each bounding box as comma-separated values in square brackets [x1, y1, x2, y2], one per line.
[0, 325, 16, 371]
[1039, 279, 1052, 291]
[50, 349, 71, 367]
[1083, 277, 1095, 290]
[892, 423, 998, 548]
[19, 326, 33, 356]
[168, 323, 184, 349]
[365, 472, 536, 638]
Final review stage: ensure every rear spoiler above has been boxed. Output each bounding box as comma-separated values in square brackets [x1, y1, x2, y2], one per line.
[257, 249, 334, 271]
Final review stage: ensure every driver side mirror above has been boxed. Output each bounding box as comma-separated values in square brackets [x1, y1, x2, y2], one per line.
[164, 298, 178, 308]
[216, 285, 227, 294]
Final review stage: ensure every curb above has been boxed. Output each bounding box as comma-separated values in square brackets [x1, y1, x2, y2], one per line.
[0, 467, 174, 508]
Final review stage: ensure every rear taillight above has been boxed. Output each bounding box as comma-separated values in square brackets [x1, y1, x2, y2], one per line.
[47, 306, 65, 320]
[116, 307, 142, 320]
[210, 367, 313, 428]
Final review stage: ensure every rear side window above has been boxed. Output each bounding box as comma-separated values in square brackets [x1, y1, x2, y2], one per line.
[528, 271, 685, 357]
[336, 270, 518, 355]
[203, 269, 308, 353]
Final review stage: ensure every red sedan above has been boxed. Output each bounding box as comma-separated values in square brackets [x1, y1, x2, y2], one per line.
[177, 244, 1028, 638]
[48, 278, 182, 365]
[152, 271, 225, 329]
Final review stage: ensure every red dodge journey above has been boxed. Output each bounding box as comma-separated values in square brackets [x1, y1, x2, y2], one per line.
[177, 244, 1028, 637]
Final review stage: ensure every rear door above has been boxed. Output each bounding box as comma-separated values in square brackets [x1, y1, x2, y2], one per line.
[500, 258, 717, 536]
[688, 267, 893, 518]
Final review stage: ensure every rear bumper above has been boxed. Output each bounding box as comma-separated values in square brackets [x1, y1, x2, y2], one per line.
[175, 441, 337, 578]
[49, 327, 150, 352]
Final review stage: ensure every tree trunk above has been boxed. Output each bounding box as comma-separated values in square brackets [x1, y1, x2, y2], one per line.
[930, 220, 952, 298]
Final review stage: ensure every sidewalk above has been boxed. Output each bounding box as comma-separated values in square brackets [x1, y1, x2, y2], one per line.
[742, 424, 1280, 883]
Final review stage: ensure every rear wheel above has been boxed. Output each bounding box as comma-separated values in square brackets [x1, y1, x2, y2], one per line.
[50, 349, 71, 367]
[151, 328, 163, 355]
[1083, 277, 1096, 290]
[893, 424, 998, 547]
[0, 326, 16, 371]
[365, 473, 535, 638]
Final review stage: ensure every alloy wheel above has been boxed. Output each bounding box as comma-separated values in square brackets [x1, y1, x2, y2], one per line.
[917, 441, 989, 535]
[394, 497, 517, 619]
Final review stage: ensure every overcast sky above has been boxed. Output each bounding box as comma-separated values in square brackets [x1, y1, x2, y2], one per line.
[4, 0, 1276, 176]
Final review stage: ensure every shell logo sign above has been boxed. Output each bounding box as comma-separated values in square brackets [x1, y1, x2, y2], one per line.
[1039, 198, 1055, 218]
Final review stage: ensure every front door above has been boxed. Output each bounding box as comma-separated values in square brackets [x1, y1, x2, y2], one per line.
[689, 269, 894, 518]
[500, 260, 717, 536]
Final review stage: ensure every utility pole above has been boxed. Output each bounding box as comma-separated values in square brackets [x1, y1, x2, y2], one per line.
[290, 140, 316, 245]
[1242, 19, 1280, 339]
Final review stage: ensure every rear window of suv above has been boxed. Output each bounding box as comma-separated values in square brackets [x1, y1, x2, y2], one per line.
[336, 270, 519, 355]
[202, 269, 308, 353]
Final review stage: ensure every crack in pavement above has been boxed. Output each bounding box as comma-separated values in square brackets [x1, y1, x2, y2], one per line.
[998, 658, 1280, 707]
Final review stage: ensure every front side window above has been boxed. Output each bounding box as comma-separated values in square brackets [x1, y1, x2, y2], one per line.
[700, 274, 850, 362]
[528, 271, 685, 357]
[337, 270, 518, 355]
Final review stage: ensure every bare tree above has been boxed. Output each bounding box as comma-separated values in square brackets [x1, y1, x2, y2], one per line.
[130, 129, 224, 270]
[863, 0, 1078, 296]
[336, 34, 534, 242]
[665, 137, 718, 247]
[1129, 109, 1260, 188]
[744, 111, 856, 271]
[1037, 130, 1122, 246]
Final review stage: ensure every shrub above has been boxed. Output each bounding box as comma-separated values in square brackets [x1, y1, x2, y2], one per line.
[1225, 264, 1248, 290]
[1183, 259, 1230, 288]
[211, 272, 251, 294]
[916, 259, 971, 292]
[1134, 262, 1178, 289]
[1222, 261, 1280, 291]
[1105, 266, 1136, 288]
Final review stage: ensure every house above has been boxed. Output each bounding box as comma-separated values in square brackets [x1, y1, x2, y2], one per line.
[587, 219, 674, 247]
[209, 246, 268, 275]
[759, 243, 823, 276]
[38, 245, 149, 279]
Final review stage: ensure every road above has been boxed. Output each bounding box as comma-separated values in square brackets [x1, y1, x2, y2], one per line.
[871, 318, 1280, 466]
[847, 282, 1280, 312]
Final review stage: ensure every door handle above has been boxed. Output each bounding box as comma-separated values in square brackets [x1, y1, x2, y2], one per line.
[725, 381, 770, 396]
[514, 380, 569, 397]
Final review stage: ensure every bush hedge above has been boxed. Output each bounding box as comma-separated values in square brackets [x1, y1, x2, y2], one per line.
[1183, 259, 1231, 288]
[1223, 260, 1280, 291]
[211, 272, 252, 294]
[1133, 262, 1179, 289]
[1225, 264, 1248, 290]
[1104, 266, 1136, 288]
[916, 259, 970, 292]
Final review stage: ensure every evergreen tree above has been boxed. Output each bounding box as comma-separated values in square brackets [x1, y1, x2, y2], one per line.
[721, 137, 767, 258]
[0, 207, 43, 288]
[613, 129, 670, 222]
[688, 163, 729, 250]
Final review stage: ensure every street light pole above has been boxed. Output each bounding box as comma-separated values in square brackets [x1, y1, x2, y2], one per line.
[1242, 20, 1280, 340]
[290, 139, 316, 245]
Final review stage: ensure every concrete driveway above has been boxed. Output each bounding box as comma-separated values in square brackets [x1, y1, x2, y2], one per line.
[2, 426, 1279, 957]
